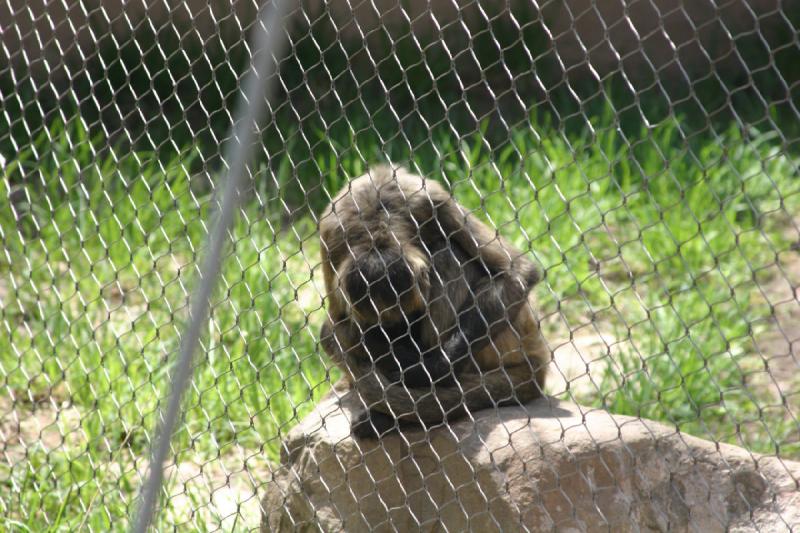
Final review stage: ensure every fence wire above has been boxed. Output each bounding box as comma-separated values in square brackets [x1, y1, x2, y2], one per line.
[0, 0, 799, 531]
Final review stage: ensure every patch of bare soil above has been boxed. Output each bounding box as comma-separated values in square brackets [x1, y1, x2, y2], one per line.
[0, 395, 84, 465]
[544, 320, 619, 400]
[752, 257, 800, 407]
[0, 394, 273, 529]
[540, 237, 800, 419]
[155, 451, 274, 530]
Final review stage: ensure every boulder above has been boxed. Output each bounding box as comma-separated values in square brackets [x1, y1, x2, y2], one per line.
[261, 382, 800, 532]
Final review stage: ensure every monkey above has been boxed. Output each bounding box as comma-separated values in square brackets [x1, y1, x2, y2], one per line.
[318, 165, 549, 438]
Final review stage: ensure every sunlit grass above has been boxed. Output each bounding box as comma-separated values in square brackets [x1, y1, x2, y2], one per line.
[0, 111, 798, 529]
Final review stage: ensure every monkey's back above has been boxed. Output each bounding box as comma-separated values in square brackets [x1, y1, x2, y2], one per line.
[415, 221, 548, 387]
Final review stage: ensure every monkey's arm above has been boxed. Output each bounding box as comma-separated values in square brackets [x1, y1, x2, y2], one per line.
[320, 318, 454, 387]
[321, 317, 543, 427]
[427, 262, 534, 381]
[343, 347, 542, 425]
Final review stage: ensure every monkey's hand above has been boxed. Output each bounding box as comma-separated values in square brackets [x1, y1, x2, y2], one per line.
[320, 317, 352, 367]
[350, 409, 398, 439]
[364, 325, 455, 387]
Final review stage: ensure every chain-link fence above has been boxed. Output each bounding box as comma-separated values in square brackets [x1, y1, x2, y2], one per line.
[1, 0, 799, 531]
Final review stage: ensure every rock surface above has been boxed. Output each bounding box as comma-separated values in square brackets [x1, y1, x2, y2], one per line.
[261, 382, 800, 532]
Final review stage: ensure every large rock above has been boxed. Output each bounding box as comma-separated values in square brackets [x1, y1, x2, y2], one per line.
[261, 382, 799, 532]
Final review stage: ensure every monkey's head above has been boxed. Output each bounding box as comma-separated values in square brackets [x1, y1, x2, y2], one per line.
[321, 231, 431, 326]
[340, 244, 429, 324]
[319, 167, 434, 325]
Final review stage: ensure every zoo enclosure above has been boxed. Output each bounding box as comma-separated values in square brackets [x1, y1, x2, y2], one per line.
[0, 0, 799, 530]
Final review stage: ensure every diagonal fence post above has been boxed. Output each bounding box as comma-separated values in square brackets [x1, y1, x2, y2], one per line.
[131, 1, 291, 531]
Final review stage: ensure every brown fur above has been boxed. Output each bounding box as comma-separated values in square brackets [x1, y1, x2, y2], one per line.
[319, 165, 549, 433]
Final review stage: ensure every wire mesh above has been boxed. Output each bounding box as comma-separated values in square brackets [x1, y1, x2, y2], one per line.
[0, 0, 798, 531]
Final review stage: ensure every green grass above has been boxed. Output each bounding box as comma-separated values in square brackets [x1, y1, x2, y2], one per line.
[0, 110, 798, 530]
